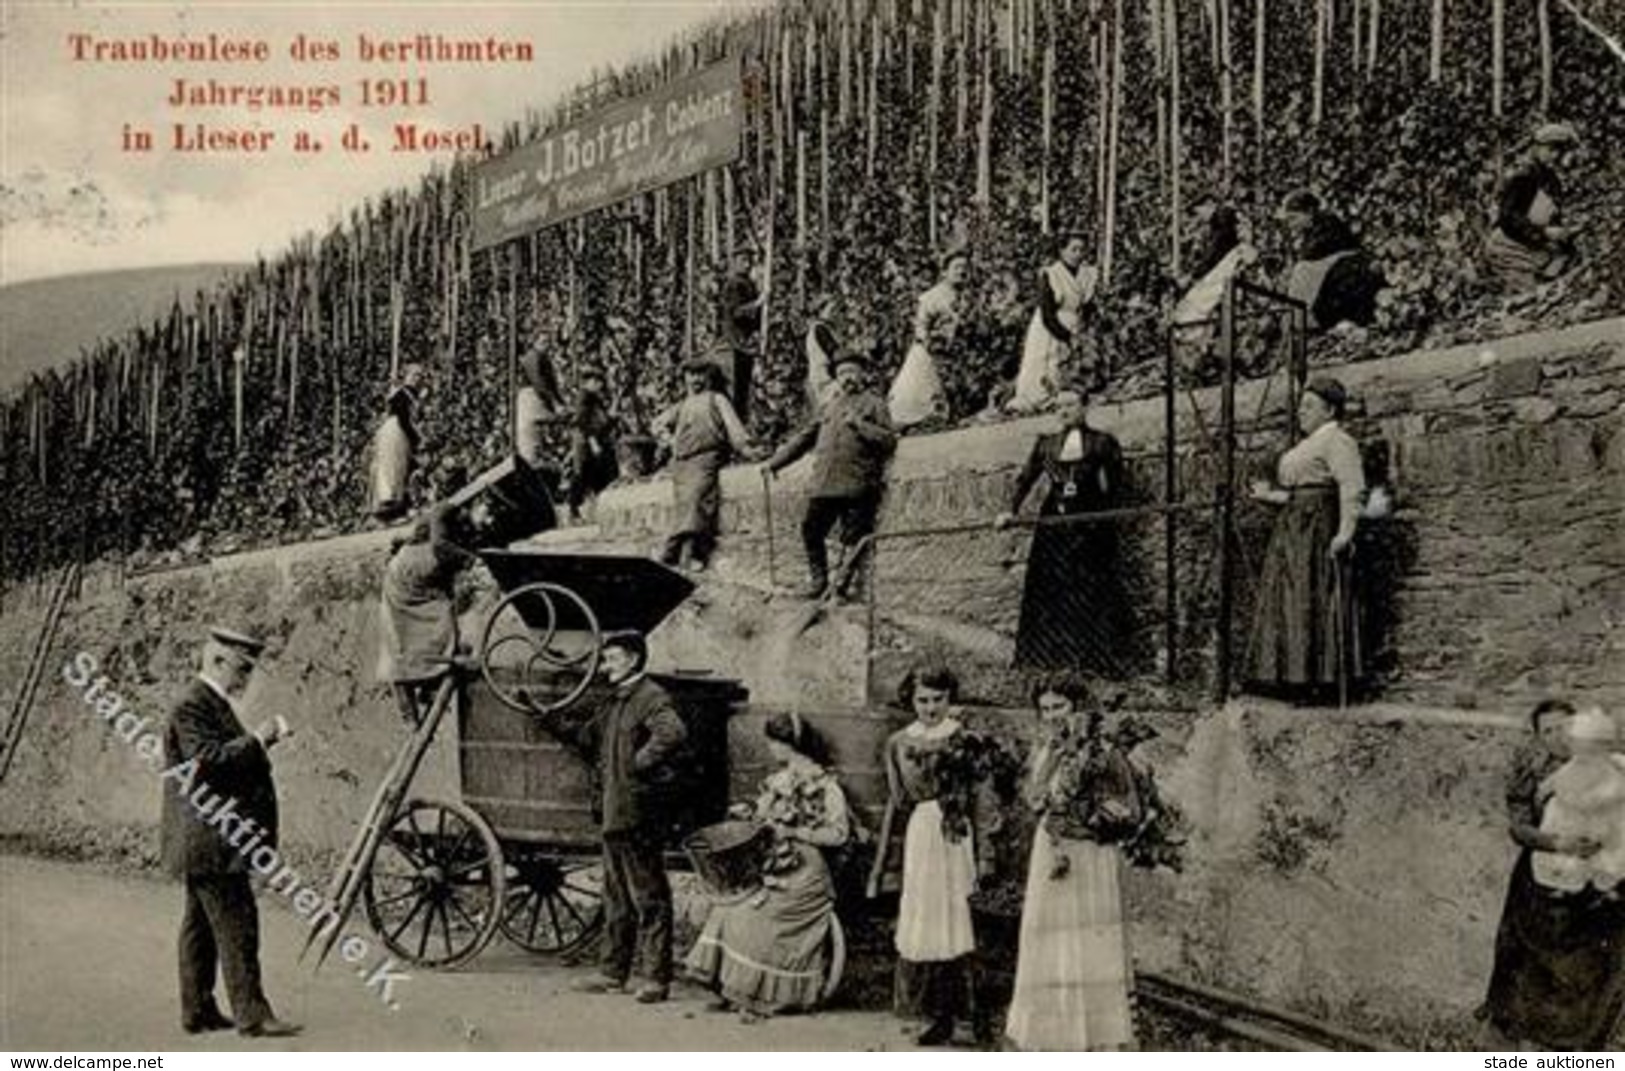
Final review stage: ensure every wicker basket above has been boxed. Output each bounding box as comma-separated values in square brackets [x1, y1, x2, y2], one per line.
[683, 820, 770, 897]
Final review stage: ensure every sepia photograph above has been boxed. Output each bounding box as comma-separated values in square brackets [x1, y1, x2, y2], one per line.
[0, 0, 1622, 1056]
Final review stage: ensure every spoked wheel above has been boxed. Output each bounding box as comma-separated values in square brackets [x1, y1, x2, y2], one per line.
[499, 850, 604, 955]
[362, 797, 507, 969]
[480, 581, 602, 715]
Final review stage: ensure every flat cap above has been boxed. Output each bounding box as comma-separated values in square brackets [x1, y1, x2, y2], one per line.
[208, 624, 267, 660]
[1533, 121, 1578, 146]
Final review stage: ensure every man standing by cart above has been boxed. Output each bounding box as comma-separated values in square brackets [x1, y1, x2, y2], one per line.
[558, 630, 688, 1003]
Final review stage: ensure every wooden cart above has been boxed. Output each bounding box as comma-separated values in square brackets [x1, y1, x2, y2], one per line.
[343, 548, 746, 970]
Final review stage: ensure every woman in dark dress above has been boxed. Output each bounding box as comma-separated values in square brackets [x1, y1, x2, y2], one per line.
[997, 390, 1127, 672]
[1483, 698, 1625, 1050]
[1244, 377, 1365, 699]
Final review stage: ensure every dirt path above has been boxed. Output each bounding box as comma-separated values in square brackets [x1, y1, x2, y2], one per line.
[0, 855, 917, 1052]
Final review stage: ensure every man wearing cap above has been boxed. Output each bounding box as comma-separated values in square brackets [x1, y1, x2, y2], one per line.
[160, 625, 301, 1038]
[547, 630, 687, 1002]
[1484, 122, 1581, 291]
[766, 350, 897, 600]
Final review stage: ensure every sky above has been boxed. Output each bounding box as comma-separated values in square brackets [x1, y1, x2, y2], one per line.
[0, 0, 750, 284]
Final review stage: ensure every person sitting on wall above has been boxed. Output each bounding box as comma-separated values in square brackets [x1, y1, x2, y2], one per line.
[375, 499, 491, 728]
[651, 357, 755, 573]
[1278, 191, 1385, 333]
[765, 350, 897, 601]
[1482, 122, 1582, 292]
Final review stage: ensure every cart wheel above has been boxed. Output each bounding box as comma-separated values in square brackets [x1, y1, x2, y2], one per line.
[500, 852, 604, 955]
[480, 581, 602, 715]
[363, 797, 507, 969]
[821, 914, 847, 1003]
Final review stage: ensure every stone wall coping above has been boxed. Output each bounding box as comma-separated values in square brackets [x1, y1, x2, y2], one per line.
[1233, 696, 1528, 733]
[104, 315, 1621, 583]
[592, 315, 1625, 508]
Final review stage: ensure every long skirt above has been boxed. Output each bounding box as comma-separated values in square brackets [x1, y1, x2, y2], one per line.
[1006, 834, 1135, 1051]
[685, 844, 835, 1013]
[1485, 850, 1625, 1050]
[1245, 486, 1362, 690]
[1015, 519, 1127, 672]
[888, 342, 946, 430]
[669, 451, 725, 539]
[1011, 315, 1068, 412]
[1482, 229, 1551, 292]
[896, 801, 976, 962]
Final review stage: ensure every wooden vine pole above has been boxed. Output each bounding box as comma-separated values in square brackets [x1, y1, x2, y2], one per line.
[1253, 0, 1266, 163]
[1103, 0, 1125, 284]
[1312, 0, 1327, 124]
[796, 127, 808, 311]
[1094, 19, 1110, 226]
[1430, 0, 1444, 83]
[1366, 0, 1380, 77]
[976, 0, 994, 208]
[758, 166, 777, 390]
[1538, 0, 1552, 114]
[1041, 4, 1055, 235]
[1492, 0, 1505, 119]
[1168, 0, 1183, 278]
[1218, 0, 1233, 186]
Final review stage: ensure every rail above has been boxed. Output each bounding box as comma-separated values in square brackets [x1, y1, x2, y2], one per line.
[1136, 971, 1403, 1052]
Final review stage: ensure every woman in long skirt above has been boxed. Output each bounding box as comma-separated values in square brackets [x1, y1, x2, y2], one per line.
[1006, 671, 1143, 1051]
[997, 390, 1127, 672]
[686, 713, 856, 1018]
[1482, 699, 1625, 1050]
[889, 252, 968, 432]
[1245, 377, 1366, 699]
[868, 662, 999, 1046]
[1010, 232, 1098, 414]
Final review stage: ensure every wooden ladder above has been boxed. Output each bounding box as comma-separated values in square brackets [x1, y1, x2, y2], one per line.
[0, 562, 81, 786]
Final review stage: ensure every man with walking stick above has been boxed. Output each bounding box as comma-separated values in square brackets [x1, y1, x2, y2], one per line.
[764, 351, 896, 601]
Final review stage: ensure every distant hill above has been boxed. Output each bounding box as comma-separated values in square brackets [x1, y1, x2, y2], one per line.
[0, 263, 246, 391]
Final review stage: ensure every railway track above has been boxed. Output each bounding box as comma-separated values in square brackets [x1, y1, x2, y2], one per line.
[1135, 971, 1404, 1052]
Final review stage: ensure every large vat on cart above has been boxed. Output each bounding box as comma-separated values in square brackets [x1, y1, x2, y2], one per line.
[356, 544, 748, 968]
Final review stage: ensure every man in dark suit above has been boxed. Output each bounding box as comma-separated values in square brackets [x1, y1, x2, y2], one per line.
[765, 351, 898, 600]
[550, 630, 687, 1003]
[161, 625, 301, 1038]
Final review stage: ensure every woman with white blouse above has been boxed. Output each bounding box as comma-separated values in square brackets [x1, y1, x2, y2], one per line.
[1244, 377, 1366, 699]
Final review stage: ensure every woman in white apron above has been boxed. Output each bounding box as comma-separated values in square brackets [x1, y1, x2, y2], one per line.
[1010, 233, 1098, 413]
[888, 252, 969, 431]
